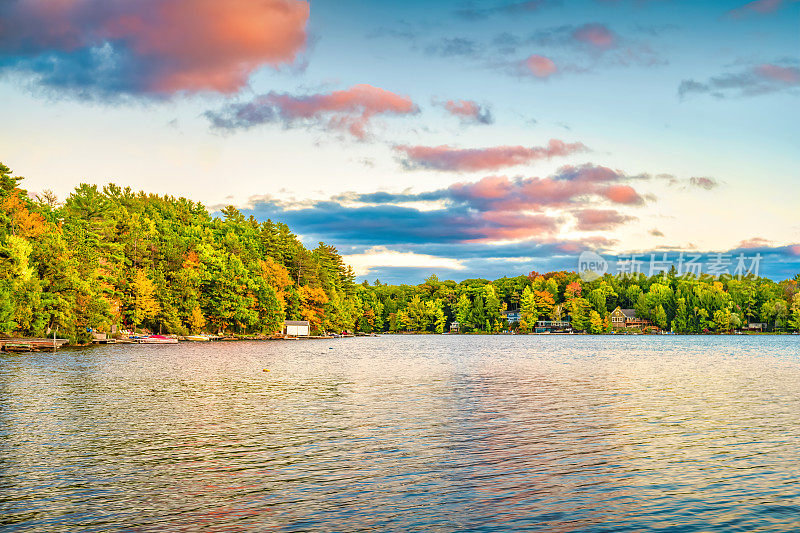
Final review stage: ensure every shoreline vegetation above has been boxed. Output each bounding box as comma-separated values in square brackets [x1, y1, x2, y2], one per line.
[2, 162, 800, 347]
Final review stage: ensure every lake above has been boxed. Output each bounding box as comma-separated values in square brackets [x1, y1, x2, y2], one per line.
[2, 335, 800, 531]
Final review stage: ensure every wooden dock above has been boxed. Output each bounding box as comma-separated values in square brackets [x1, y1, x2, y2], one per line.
[0, 338, 69, 352]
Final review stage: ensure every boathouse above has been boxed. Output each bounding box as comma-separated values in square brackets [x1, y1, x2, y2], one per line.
[534, 320, 572, 333]
[283, 320, 310, 337]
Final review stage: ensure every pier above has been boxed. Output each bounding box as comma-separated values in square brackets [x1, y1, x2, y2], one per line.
[0, 338, 69, 352]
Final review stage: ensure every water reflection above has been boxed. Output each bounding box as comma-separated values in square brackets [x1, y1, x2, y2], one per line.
[1, 336, 800, 531]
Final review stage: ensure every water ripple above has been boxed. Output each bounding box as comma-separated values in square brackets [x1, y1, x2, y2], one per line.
[1, 335, 800, 531]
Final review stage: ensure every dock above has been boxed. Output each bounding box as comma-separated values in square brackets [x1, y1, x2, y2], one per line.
[0, 338, 69, 352]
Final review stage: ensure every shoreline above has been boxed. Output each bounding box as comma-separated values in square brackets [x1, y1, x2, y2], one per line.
[3, 330, 797, 352]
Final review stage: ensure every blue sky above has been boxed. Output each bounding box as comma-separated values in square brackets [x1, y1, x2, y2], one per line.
[1, 0, 798, 282]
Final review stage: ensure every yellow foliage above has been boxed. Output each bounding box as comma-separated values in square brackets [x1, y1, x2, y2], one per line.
[131, 269, 160, 328]
[188, 305, 206, 332]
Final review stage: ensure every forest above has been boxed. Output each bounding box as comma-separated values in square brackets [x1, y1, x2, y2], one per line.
[2, 162, 799, 342]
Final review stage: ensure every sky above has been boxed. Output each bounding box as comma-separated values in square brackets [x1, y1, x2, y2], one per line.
[1, 0, 799, 283]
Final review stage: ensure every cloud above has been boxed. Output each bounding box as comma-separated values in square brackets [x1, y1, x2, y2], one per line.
[649, 229, 665, 237]
[572, 23, 617, 50]
[206, 84, 419, 138]
[529, 23, 617, 51]
[601, 185, 644, 205]
[689, 177, 719, 190]
[525, 23, 664, 68]
[737, 237, 773, 248]
[381, 164, 649, 210]
[342, 246, 465, 276]
[0, 0, 309, 98]
[239, 164, 648, 247]
[657, 173, 721, 190]
[523, 54, 558, 78]
[438, 99, 494, 124]
[425, 38, 479, 58]
[679, 62, 800, 98]
[574, 209, 635, 230]
[455, 1, 560, 19]
[394, 139, 589, 171]
[241, 197, 560, 244]
[728, 0, 797, 17]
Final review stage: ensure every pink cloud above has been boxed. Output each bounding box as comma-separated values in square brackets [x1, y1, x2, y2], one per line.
[572, 23, 616, 50]
[472, 212, 559, 241]
[524, 55, 557, 78]
[754, 64, 800, 84]
[728, 0, 790, 17]
[0, 0, 310, 95]
[208, 84, 418, 138]
[395, 139, 589, 172]
[440, 99, 493, 124]
[574, 209, 634, 231]
[445, 164, 646, 212]
[737, 237, 773, 248]
[601, 185, 644, 205]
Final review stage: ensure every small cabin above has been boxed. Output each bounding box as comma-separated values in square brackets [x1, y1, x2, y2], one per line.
[284, 320, 310, 337]
[449, 321, 460, 333]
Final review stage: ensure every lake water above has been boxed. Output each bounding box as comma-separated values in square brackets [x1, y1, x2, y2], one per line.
[2, 335, 800, 532]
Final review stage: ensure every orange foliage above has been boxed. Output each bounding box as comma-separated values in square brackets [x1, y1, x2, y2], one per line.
[299, 285, 328, 332]
[182, 250, 200, 270]
[566, 281, 582, 298]
[1, 193, 48, 238]
[260, 257, 293, 309]
[534, 290, 555, 317]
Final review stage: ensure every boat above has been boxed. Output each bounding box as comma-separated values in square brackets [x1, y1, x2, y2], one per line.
[137, 335, 178, 344]
[184, 335, 211, 342]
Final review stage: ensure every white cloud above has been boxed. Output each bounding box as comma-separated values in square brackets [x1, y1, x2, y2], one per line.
[342, 246, 466, 276]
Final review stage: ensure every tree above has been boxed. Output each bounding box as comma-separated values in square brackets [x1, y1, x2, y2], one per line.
[406, 295, 430, 331]
[653, 305, 668, 330]
[519, 286, 538, 333]
[534, 290, 555, 319]
[588, 310, 603, 334]
[483, 285, 502, 331]
[130, 269, 160, 329]
[299, 286, 328, 333]
[789, 308, 800, 333]
[188, 305, 206, 333]
[456, 294, 472, 331]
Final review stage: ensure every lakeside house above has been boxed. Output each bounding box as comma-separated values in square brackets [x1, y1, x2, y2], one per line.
[503, 309, 521, 323]
[611, 307, 653, 329]
[450, 321, 460, 333]
[746, 322, 767, 332]
[283, 320, 310, 337]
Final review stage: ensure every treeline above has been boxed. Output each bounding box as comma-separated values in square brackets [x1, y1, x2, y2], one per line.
[2, 163, 800, 342]
[369, 270, 800, 334]
[0, 163, 357, 342]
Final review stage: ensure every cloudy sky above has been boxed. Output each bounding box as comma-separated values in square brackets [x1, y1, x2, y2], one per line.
[1, 0, 798, 282]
